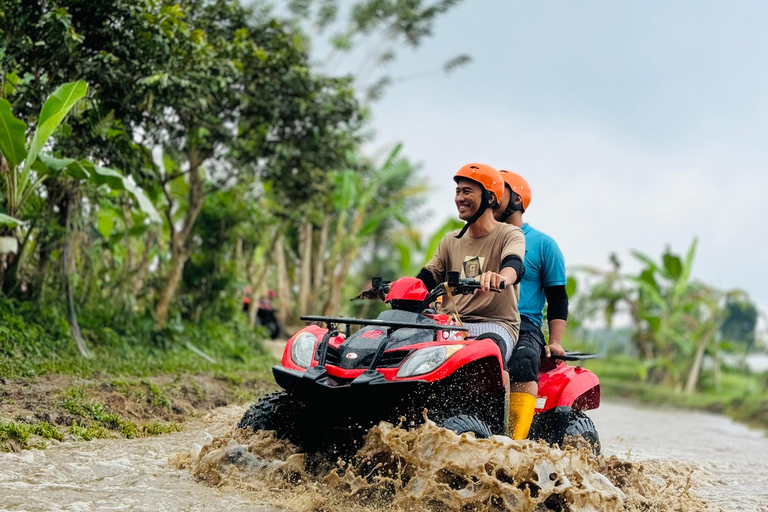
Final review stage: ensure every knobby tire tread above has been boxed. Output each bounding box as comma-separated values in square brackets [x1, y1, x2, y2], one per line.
[439, 414, 493, 439]
[564, 410, 601, 454]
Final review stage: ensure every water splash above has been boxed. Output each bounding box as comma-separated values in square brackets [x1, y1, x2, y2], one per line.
[176, 419, 712, 511]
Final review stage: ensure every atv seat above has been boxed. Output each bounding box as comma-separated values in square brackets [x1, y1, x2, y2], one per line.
[468, 332, 508, 369]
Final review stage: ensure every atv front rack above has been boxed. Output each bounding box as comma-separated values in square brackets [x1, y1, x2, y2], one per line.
[300, 315, 468, 337]
[300, 315, 469, 377]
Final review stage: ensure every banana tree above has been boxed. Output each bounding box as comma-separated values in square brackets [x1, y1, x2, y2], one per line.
[629, 238, 722, 389]
[0, 81, 160, 228]
[394, 217, 464, 277]
[0, 80, 160, 356]
[320, 144, 424, 315]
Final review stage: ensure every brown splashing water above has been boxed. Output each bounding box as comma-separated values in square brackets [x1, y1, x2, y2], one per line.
[174, 419, 710, 512]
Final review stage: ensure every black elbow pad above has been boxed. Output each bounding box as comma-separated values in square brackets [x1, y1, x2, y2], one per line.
[544, 285, 569, 321]
[501, 255, 525, 285]
[416, 268, 438, 292]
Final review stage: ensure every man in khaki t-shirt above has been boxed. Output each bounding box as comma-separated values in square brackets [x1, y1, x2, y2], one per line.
[416, 163, 526, 363]
[425, 222, 525, 341]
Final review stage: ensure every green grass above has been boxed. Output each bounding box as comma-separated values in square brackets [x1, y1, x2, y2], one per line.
[69, 421, 113, 441]
[62, 387, 140, 437]
[60, 386, 183, 439]
[0, 297, 274, 379]
[0, 300, 277, 450]
[141, 421, 182, 435]
[140, 380, 172, 409]
[0, 420, 64, 450]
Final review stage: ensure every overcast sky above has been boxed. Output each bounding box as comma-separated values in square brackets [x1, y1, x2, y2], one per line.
[346, 0, 768, 312]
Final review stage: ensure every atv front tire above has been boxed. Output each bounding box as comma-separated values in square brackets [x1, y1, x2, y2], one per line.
[439, 414, 493, 439]
[238, 391, 304, 441]
[564, 410, 601, 454]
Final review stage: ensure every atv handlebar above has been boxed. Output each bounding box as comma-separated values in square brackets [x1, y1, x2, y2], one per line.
[353, 272, 506, 312]
[449, 277, 506, 294]
[413, 273, 507, 313]
[351, 277, 392, 302]
[549, 352, 601, 361]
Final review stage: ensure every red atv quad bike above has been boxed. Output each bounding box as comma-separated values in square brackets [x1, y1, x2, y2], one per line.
[239, 273, 601, 455]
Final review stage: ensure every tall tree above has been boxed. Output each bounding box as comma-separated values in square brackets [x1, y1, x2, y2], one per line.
[1, 0, 362, 325]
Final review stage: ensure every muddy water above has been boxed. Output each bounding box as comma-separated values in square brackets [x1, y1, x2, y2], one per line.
[591, 400, 768, 511]
[1, 401, 766, 512]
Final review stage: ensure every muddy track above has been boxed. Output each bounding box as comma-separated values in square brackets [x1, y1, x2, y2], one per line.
[1, 400, 767, 511]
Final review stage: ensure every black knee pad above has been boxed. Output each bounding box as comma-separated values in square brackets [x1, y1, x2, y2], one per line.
[475, 332, 508, 369]
[508, 345, 540, 383]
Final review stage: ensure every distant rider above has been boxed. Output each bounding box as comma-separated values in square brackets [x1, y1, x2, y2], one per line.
[416, 163, 526, 366]
[494, 170, 568, 440]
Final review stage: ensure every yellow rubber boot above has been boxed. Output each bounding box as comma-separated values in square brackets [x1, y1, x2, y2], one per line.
[508, 392, 536, 440]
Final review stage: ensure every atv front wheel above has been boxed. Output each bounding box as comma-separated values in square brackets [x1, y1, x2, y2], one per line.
[439, 414, 493, 439]
[238, 391, 305, 441]
[564, 410, 601, 454]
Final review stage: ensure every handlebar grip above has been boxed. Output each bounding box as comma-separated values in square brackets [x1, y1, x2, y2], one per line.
[488, 281, 506, 293]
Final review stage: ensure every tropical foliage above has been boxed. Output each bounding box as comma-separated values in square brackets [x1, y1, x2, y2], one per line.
[571, 239, 759, 393]
[0, 0, 465, 365]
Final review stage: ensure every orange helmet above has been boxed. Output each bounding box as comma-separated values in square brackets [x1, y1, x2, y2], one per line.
[499, 170, 531, 212]
[454, 163, 504, 206]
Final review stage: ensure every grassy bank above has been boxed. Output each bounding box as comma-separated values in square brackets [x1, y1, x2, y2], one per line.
[0, 298, 278, 452]
[0, 297, 274, 378]
[581, 355, 768, 431]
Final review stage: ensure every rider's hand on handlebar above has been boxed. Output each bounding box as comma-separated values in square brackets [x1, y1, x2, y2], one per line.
[478, 271, 506, 293]
[545, 342, 566, 358]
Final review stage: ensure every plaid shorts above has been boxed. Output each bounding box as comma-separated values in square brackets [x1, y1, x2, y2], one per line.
[465, 322, 516, 363]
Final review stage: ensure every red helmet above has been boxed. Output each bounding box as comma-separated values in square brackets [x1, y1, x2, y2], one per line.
[385, 277, 428, 303]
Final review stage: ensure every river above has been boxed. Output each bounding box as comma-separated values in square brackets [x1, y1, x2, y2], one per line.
[1, 400, 766, 512]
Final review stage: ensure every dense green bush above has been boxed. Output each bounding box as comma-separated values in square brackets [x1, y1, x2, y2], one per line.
[0, 297, 271, 378]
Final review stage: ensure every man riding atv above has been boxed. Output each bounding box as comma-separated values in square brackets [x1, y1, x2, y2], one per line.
[493, 170, 569, 440]
[416, 163, 525, 362]
[237, 163, 600, 453]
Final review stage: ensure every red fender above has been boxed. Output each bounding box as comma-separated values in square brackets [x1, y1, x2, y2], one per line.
[536, 361, 600, 412]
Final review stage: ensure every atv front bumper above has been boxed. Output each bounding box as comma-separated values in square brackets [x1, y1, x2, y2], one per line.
[272, 362, 507, 436]
[274, 365, 428, 401]
[273, 365, 432, 430]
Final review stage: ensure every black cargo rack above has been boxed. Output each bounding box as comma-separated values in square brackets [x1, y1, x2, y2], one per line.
[300, 316, 468, 373]
[300, 315, 468, 333]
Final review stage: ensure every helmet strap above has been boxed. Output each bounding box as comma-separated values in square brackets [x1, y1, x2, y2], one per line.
[456, 190, 495, 239]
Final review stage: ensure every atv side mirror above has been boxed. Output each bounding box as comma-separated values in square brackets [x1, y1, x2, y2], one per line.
[372, 277, 383, 289]
[447, 271, 460, 286]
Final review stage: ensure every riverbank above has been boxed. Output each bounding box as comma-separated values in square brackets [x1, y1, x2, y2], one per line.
[582, 355, 768, 432]
[0, 304, 277, 451]
[0, 371, 277, 452]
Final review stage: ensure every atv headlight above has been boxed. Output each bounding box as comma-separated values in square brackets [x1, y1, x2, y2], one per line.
[397, 345, 464, 378]
[291, 332, 317, 368]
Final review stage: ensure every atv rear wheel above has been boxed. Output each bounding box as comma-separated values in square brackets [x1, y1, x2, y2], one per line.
[439, 414, 493, 439]
[564, 410, 601, 454]
[238, 391, 304, 442]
